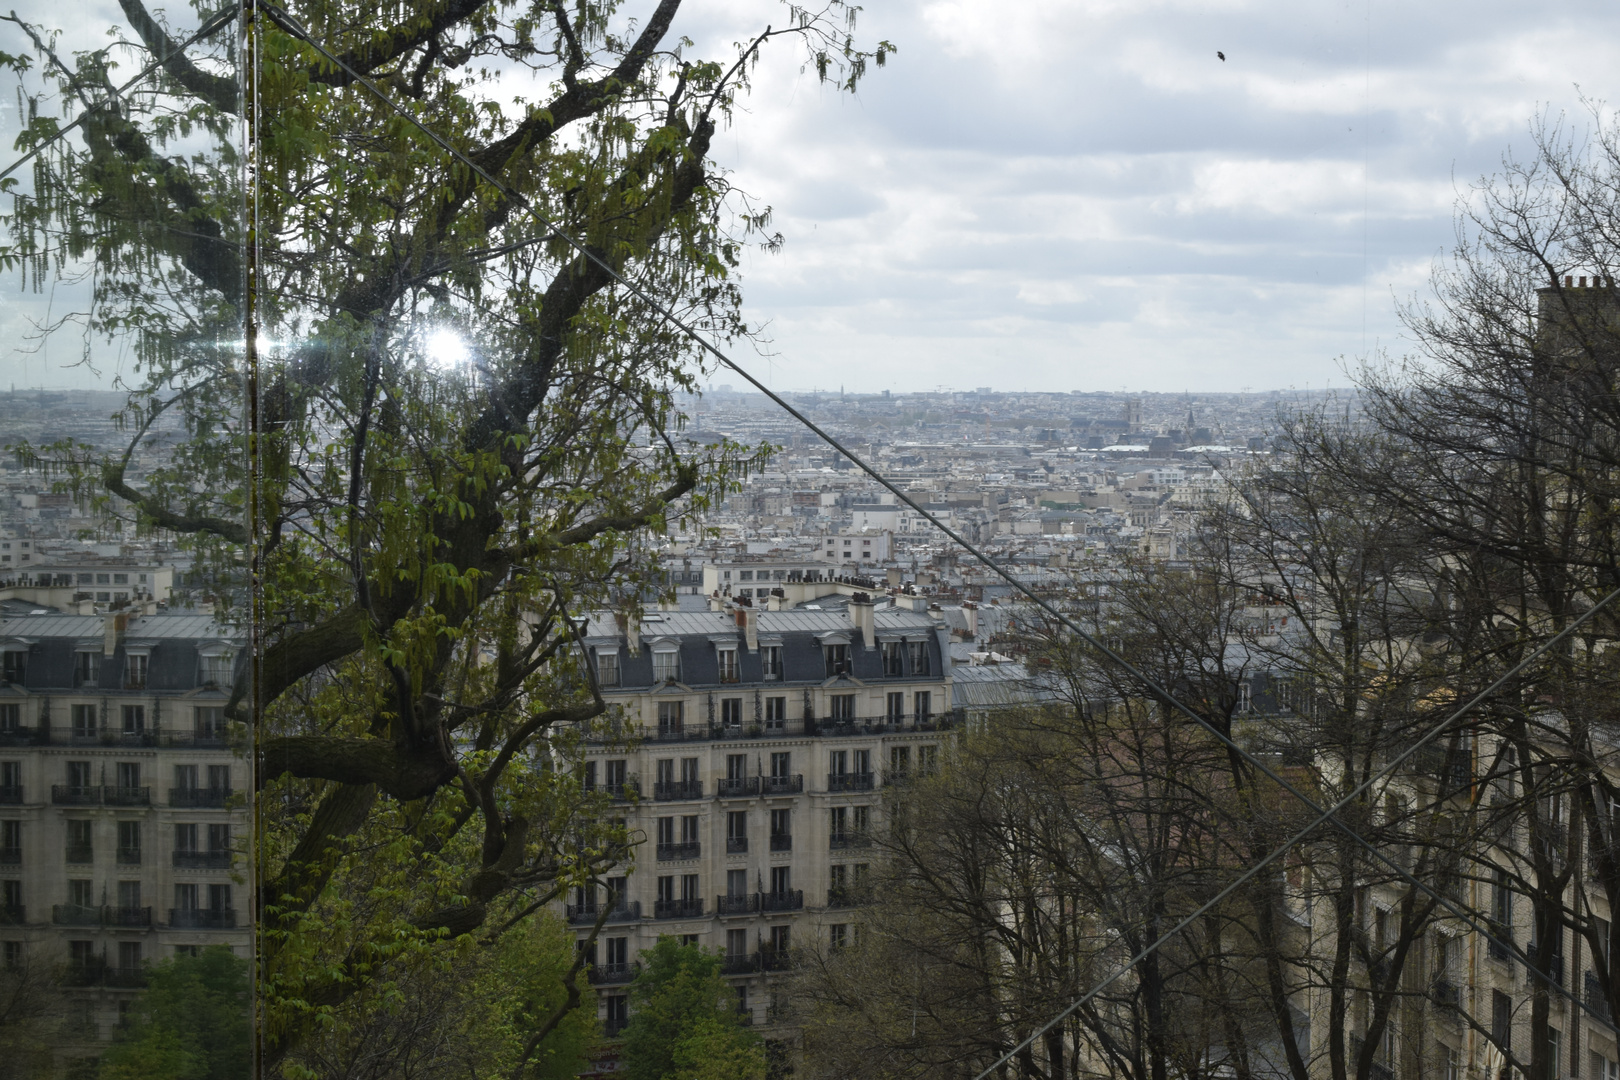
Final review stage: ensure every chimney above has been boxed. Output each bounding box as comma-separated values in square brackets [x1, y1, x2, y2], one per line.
[615, 611, 642, 657]
[743, 606, 759, 652]
[103, 613, 121, 656]
[849, 592, 875, 648]
[963, 600, 979, 641]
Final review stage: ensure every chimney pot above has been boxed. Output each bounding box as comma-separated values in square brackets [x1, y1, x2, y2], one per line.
[1566, 275, 1575, 287]
[1581, 275, 1589, 287]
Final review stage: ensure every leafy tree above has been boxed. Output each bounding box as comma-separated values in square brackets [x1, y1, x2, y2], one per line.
[621, 938, 763, 1080]
[2, 0, 889, 1071]
[98, 947, 250, 1080]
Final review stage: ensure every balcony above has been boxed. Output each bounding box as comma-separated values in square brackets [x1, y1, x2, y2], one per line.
[0, 847, 18, 866]
[827, 887, 861, 909]
[727, 836, 748, 854]
[827, 772, 875, 794]
[173, 850, 233, 869]
[652, 780, 704, 801]
[1487, 920, 1514, 961]
[1587, 971, 1613, 1023]
[769, 834, 792, 852]
[169, 787, 231, 808]
[116, 846, 142, 865]
[759, 890, 803, 913]
[570, 901, 642, 925]
[604, 1016, 630, 1038]
[62, 962, 107, 988]
[65, 844, 93, 864]
[0, 785, 21, 803]
[720, 951, 760, 975]
[758, 946, 795, 971]
[830, 832, 872, 851]
[1431, 980, 1460, 1008]
[656, 841, 701, 861]
[168, 907, 236, 929]
[104, 966, 147, 989]
[52, 785, 101, 806]
[717, 894, 760, 915]
[53, 904, 102, 926]
[0, 727, 44, 747]
[717, 777, 760, 798]
[588, 962, 640, 986]
[604, 780, 639, 802]
[653, 898, 704, 920]
[1526, 942, 1564, 987]
[0, 905, 24, 925]
[106, 906, 152, 928]
[762, 775, 803, 796]
[603, 901, 642, 924]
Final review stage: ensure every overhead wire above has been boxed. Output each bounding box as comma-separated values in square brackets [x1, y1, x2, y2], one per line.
[74, 4, 1620, 1072]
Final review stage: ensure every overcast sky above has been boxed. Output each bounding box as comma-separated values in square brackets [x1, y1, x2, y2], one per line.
[4, 1, 1620, 394]
[684, 0, 1620, 393]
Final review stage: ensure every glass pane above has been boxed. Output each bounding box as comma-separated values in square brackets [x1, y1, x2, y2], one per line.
[0, 0, 247, 1073]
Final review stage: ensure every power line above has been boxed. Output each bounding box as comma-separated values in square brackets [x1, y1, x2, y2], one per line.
[0, 3, 239, 186]
[250, 2, 1620, 1060]
[67, 6, 1620, 1069]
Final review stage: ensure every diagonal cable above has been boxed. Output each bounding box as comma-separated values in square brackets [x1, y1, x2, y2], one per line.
[241, 3, 1620, 1064]
[0, 3, 238, 185]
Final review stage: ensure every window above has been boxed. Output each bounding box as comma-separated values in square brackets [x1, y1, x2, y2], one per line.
[0, 650, 24, 684]
[657, 817, 675, 845]
[656, 759, 675, 785]
[829, 750, 847, 777]
[680, 934, 699, 947]
[728, 811, 747, 846]
[770, 808, 791, 843]
[854, 805, 870, 834]
[118, 821, 141, 860]
[770, 752, 790, 779]
[881, 641, 904, 676]
[0, 819, 18, 855]
[914, 691, 932, 722]
[824, 643, 849, 677]
[653, 648, 680, 683]
[605, 760, 626, 790]
[0, 704, 16, 733]
[918, 745, 938, 776]
[116, 762, 141, 791]
[770, 866, 792, 895]
[1491, 988, 1512, 1050]
[76, 573, 92, 585]
[1550, 1027, 1562, 1080]
[890, 746, 911, 778]
[721, 698, 743, 728]
[727, 869, 748, 897]
[830, 694, 855, 721]
[605, 937, 627, 968]
[681, 758, 699, 784]
[124, 653, 148, 690]
[769, 924, 791, 952]
[69, 879, 94, 907]
[208, 764, 230, 792]
[830, 806, 847, 835]
[117, 881, 141, 912]
[2, 942, 18, 969]
[66, 761, 91, 789]
[67, 819, 93, 862]
[0, 762, 15, 792]
[122, 705, 145, 735]
[903, 641, 930, 677]
[0, 881, 18, 912]
[1237, 681, 1252, 713]
[762, 646, 782, 679]
[681, 815, 699, 844]
[96, 574, 110, 585]
[112, 573, 128, 584]
[886, 692, 904, 721]
[829, 924, 848, 949]
[681, 874, 699, 902]
[727, 928, 747, 957]
[175, 764, 199, 792]
[853, 749, 870, 776]
[208, 884, 232, 911]
[765, 696, 786, 729]
[176, 824, 198, 853]
[197, 649, 233, 687]
[208, 824, 230, 852]
[604, 995, 628, 1033]
[195, 707, 224, 740]
[596, 651, 619, 687]
[657, 701, 684, 737]
[717, 647, 739, 683]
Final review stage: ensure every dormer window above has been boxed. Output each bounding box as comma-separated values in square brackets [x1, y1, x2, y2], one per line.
[824, 643, 849, 678]
[881, 641, 904, 677]
[907, 640, 931, 676]
[652, 647, 680, 684]
[761, 646, 782, 680]
[0, 649, 24, 685]
[717, 647, 739, 684]
[597, 650, 621, 688]
[125, 653, 148, 691]
[197, 648, 234, 689]
[74, 650, 99, 687]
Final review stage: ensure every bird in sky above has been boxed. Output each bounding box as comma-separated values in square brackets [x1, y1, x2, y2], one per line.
[1217, 51, 1226, 60]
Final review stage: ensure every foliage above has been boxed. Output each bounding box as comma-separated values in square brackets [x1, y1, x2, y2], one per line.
[621, 938, 763, 1080]
[98, 947, 250, 1080]
[0, 0, 889, 1073]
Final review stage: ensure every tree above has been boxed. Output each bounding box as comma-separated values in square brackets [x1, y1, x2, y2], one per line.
[621, 938, 764, 1080]
[2, 0, 888, 1070]
[98, 946, 250, 1080]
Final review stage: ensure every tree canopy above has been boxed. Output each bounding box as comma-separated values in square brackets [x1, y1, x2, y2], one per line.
[621, 938, 765, 1080]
